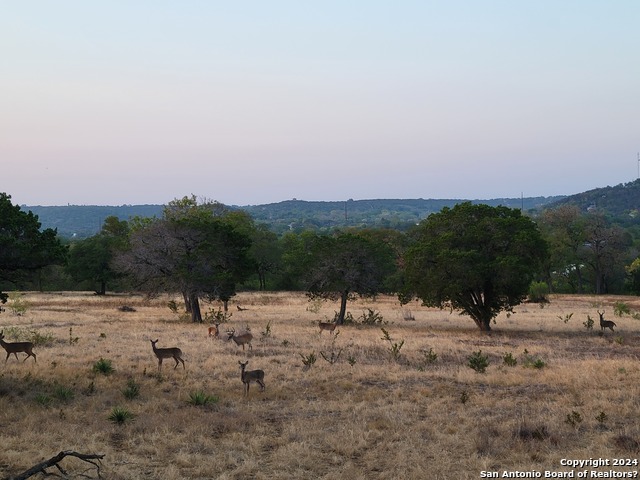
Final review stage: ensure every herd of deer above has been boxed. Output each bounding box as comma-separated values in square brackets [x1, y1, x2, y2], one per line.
[0, 310, 620, 395]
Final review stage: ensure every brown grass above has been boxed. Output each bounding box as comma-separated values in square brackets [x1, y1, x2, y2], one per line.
[1, 292, 639, 479]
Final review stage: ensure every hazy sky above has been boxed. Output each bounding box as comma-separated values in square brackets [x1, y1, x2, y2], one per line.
[2, 1, 639, 206]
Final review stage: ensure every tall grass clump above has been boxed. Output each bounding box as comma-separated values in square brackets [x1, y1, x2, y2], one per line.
[187, 390, 219, 406]
[93, 358, 114, 375]
[108, 406, 135, 425]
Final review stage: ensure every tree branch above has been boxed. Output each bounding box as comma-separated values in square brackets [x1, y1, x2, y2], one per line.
[7, 450, 105, 480]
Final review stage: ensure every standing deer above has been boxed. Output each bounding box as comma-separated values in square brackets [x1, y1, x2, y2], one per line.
[0, 331, 37, 363]
[150, 339, 185, 371]
[208, 322, 221, 338]
[597, 310, 617, 332]
[239, 360, 265, 396]
[227, 329, 253, 351]
[318, 321, 337, 334]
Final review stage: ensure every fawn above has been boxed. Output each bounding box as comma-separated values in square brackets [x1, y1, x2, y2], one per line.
[597, 310, 616, 332]
[208, 322, 221, 338]
[239, 360, 265, 396]
[318, 321, 337, 334]
[227, 329, 253, 351]
[150, 339, 185, 371]
[0, 331, 37, 363]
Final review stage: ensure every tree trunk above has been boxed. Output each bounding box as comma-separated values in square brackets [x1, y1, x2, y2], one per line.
[470, 315, 492, 331]
[336, 290, 349, 325]
[189, 293, 202, 322]
[182, 290, 192, 313]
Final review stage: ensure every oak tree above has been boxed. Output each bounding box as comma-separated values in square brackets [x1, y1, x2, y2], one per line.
[403, 202, 547, 331]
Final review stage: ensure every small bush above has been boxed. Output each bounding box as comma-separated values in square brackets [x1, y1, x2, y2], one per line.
[557, 313, 573, 324]
[467, 350, 489, 373]
[359, 308, 385, 325]
[261, 320, 272, 339]
[380, 328, 404, 360]
[187, 390, 219, 406]
[528, 281, 549, 304]
[122, 379, 140, 400]
[503, 352, 518, 367]
[108, 406, 135, 425]
[8, 292, 29, 315]
[300, 352, 316, 369]
[93, 358, 114, 376]
[53, 384, 75, 403]
[522, 349, 546, 369]
[583, 315, 594, 331]
[204, 307, 232, 324]
[614, 301, 630, 317]
[3, 327, 55, 346]
[565, 410, 582, 428]
[35, 393, 53, 407]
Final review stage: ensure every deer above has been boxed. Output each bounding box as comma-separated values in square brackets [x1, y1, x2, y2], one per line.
[150, 339, 185, 371]
[227, 328, 253, 351]
[239, 360, 265, 396]
[318, 321, 337, 334]
[597, 310, 617, 332]
[208, 322, 221, 338]
[237, 305, 248, 312]
[0, 331, 37, 363]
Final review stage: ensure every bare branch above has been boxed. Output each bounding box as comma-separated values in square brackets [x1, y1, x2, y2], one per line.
[8, 450, 105, 480]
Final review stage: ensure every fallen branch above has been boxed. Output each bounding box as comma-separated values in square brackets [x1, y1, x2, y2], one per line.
[7, 450, 105, 480]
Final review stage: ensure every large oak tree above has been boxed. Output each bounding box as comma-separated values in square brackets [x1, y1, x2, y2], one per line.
[114, 197, 253, 322]
[403, 202, 547, 331]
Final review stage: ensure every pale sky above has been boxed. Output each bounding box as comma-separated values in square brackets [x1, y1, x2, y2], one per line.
[1, 1, 639, 206]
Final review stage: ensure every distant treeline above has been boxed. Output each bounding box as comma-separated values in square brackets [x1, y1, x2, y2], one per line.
[26, 197, 564, 238]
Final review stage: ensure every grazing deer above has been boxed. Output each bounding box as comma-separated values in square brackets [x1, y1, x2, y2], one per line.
[208, 322, 221, 338]
[150, 339, 185, 371]
[0, 331, 37, 363]
[239, 360, 265, 396]
[598, 310, 617, 332]
[227, 328, 253, 351]
[237, 305, 248, 311]
[318, 321, 337, 334]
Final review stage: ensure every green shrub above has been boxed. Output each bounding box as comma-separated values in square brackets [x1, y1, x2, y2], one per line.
[583, 315, 594, 331]
[380, 328, 404, 360]
[35, 393, 52, 407]
[53, 384, 75, 402]
[528, 281, 549, 304]
[300, 352, 316, 369]
[108, 406, 135, 425]
[122, 379, 140, 400]
[614, 301, 630, 317]
[522, 349, 546, 369]
[503, 352, 518, 367]
[187, 390, 219, 406]
[467, 350, 489, 373]
[92, 358, 114, 376]
[359, 308, 385, 325]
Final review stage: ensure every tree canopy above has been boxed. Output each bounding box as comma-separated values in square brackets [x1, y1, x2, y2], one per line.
[113, 197, 253, 322]
[304, 231, 397, 324]
[403, 202, 547, 331]
[66, 216, 130, 294]
[0, 193, 67, 303]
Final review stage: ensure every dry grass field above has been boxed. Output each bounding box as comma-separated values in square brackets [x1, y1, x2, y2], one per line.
[1, 292, 639, 480]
